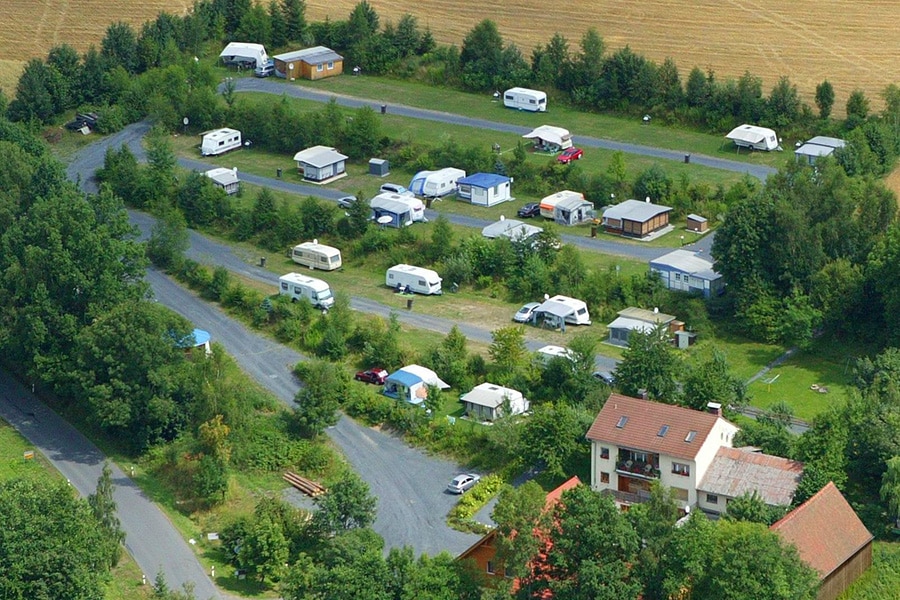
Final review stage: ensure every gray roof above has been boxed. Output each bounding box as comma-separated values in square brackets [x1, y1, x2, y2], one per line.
[555, 195, 593, 211]
[481, 219, 543, 240]
[698, 447, 803, 506]
[204, 167, 239, 186]
[795, 136, 846, 158]
[370, 196, 411, 214]
[650, 249, 721, 281]
[292, 145, 347, 167]
[686, 213, 707, 223]
[603, 199, 672, 223]
[274, 46, 343, 65]
[606, 316, 657, 333]
[461, 383, 523, 409]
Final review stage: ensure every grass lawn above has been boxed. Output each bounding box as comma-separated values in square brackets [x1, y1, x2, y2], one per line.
[837, 541, 900, 600]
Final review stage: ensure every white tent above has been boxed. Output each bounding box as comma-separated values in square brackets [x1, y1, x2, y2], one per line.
[523, 125, 573, 150]
[726, 124, 780, 151]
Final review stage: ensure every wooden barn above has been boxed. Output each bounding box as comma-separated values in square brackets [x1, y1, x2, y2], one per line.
[602, 198, 672, 238]
[770, 482, 873, 600]
[274, 47, 343, 80]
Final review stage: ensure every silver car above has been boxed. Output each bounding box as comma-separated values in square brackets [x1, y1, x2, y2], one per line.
[447, 473, 481, 494]
[337, 195, 357, 209]
[513, 302, 541, 323]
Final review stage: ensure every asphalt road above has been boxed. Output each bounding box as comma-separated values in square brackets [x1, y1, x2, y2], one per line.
[0, 372, 221, 600]
[230, 77, 777, 182]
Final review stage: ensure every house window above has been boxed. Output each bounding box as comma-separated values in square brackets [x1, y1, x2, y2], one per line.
[327, 61, 334, 69]
[600, 472, 610, 484]
[707, 493, 718, 504]
[317, 63, 324, 72]
[600, 447, 610, 459]
[674, 273, 681, 281]
[672, 462, 690, 476]
[486, 561, 495, 574]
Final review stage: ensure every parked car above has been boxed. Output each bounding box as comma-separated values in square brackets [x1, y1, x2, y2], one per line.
[379, 183, 415, 197]
[593, 370, 616, 385]
[517, 202, 540, 218]
[557, 147, 584, 164]
[355, 368, 389, 385]
[447, 473, 481, 494]
[254, 59, 276, 77]
[513, 302, 542, 323]
[337, 195, 357, 209]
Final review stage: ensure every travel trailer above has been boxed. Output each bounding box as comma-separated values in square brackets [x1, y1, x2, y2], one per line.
[725, 124, 780, 151]
[291, 240, 342, 271]
[539, 190, 584, 220]
[503, 87, 548, 112]
[278, 273, 335, 309]
[408, 168, 466, 198]
[534, 295, 592, 326]
[219, 42, 268, 68]
[200, 128, 242, 156]
[386, 264, 442, 295]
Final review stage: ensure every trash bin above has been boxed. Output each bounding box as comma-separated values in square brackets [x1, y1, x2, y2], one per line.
[381, 104, 387, 114]
[260, 257, 267, 267]
[276, 168, 282, 178]
[684, 153, 691, 164]
[406, 298, 414, 310]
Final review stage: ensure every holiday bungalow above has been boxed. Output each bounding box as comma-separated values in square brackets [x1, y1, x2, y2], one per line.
[457, 173, 513, 206]
[203, 167, 240, 195]
[273, 46, 343, 80]
[794, 136, 846, 165]
[292, 145, 347, 182]
[602, 199, 672, 238]
[606, 306, 680, 346]
[649, 249, 723, 298]
[460, 382, 529, 421]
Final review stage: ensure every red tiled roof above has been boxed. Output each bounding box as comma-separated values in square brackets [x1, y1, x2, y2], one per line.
[698, 447, 803, 506]
[544, 476, 581, 509]
[585, 394, 727, 461]
[770, 482, 873, 578]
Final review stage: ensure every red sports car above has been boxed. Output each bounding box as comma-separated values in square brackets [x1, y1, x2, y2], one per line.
[354, 368, 389, 385]
[557, 147, 584, 164]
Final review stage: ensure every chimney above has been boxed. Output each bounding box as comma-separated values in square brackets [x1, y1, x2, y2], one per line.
[707, 402, 722, 417]
[639, 389, 648, 401]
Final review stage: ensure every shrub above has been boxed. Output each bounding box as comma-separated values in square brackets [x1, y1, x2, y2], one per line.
[447, 474, 504, 533]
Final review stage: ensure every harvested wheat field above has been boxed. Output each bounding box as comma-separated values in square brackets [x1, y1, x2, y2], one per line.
[308, 0, 899, 112]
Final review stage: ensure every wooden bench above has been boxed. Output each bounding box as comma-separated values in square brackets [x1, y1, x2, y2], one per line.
[283, 471, 326, 498]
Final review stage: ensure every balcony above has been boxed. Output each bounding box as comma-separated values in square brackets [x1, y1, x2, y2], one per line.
[602, 488, 652, 505]
[615, 459, 660, 480]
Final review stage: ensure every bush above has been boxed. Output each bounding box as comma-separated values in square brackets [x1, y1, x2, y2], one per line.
[447, 474, 504, 533]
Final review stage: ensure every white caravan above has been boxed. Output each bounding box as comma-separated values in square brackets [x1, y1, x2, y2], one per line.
[725, 124, 780, 151]
[291, 240, 342, 271]
[408, 168, 466, 198]
[535, 295, 592, 326]
[278, 273, 335, 309]
[200, 128, 242, 156]
[219, 42, 269, 68]
[503, 87, 548, 112]
[386, 264, 442, 295]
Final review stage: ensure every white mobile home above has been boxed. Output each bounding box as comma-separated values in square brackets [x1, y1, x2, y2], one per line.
[370, 193, 425, 224]
[386, 264, 442, 295]
[726, 124, 780, 151]
[278, 273, 335, 309]
[409, 168, 466, 198]
[203, 167, 240, 195]
[200, 128, 242, 156]
[534, 295, 591, 326]
[503, 87, 547, 112]
[461, 382, 529, 421]
[219, 42, 268, 68]
[456, 173, 513, 206]
[291, 240, 342, 271]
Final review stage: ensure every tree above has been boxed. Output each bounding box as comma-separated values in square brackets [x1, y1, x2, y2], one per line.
[459, 20, 504, 91]
[282, 0, 307, 43]
[682, 347, 747, 411]
[724, 490, 785, 525]
[488, 325, 529, 377]
[311, 471, 378, 537]
[517, 403, 592, 478]
[252, 187, 279, 234]
[292, 359, 347, 437]
[88, 462, 126, 567]
[269, 1, 288, 48]
[766, 76, 802, 128]
[632, 164, 672, 204]
[147, 206, 189, 269]
[881, 456, 900, 527]
[237, 514, 290, 583]
[846, 89, 870, 128]
[815, 79, 835, 119]
[491, 481, 547, 578]
[391, 14, 422, 58]
[195, 454, 229, 505]
[7, 59, 57, 122]
[613, 324, 681, 403]
[0, 478, 112, 599]
[342, 105, 383, 159]
[101, 21, 139, 73]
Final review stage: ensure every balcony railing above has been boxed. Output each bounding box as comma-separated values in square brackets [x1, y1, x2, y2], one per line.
[616, 460, 660, 479]
[602, 488, 652, 505]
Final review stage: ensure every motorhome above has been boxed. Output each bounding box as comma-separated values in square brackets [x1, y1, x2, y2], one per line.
[386, 264, 442, 295]
[503, 87, 548, 112]
[291, 240, 342, 271]
[278, 273, 335, 309]
[200, 128, 242, 156]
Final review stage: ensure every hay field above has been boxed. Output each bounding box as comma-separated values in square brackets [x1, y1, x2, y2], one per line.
[0, 0, 193, 95]
[307, 0, 899, 112]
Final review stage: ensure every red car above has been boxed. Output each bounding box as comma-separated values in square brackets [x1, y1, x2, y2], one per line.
[557, 147, 584, 164]
[355, 368, 389, 385]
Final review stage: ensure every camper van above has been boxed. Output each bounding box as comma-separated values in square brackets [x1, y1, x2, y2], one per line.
[201, 128, 242, 156]
[291, 240, 342, 271]
[278, 273, 335, 309]
[503, 87, 548, 112]
[386, 264, 442, 295]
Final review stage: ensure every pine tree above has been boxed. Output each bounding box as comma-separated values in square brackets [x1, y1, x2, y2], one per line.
[88, 462, 126, 567]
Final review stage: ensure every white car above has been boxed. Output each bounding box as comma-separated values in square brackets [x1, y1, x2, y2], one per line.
[447, 473, 481, 494]
[379, 183, 414, 197]
[513, 302, 541, 323]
